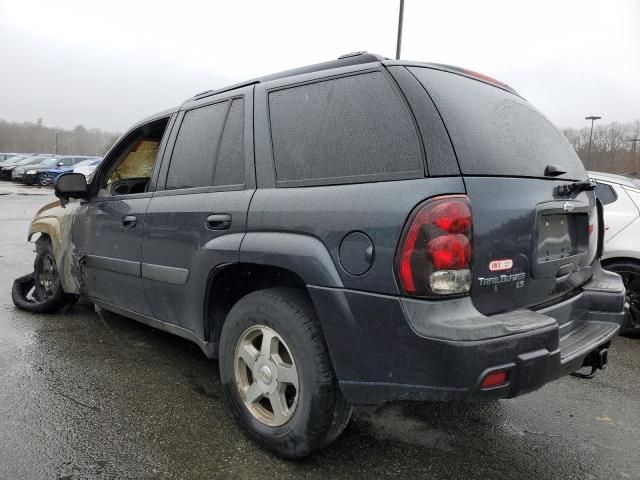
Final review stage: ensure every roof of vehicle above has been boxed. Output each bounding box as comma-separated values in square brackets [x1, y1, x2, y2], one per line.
[182, 51, 518, 104]
[588, 170, 640, 190]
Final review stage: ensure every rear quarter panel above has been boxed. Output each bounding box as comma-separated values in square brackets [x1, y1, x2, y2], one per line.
[246, 177, 465, 294]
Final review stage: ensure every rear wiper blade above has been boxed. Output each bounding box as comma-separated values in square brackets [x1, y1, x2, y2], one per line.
[557, 179, 597, 196]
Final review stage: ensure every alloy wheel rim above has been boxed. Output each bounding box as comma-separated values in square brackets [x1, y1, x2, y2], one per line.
[34, 253, 57, 301]
[234, 325, 299, 427]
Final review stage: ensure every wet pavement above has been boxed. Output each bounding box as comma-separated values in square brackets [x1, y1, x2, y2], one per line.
[1, 190, 639, 480]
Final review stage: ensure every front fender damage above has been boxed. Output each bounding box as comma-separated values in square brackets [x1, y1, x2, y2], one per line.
[16, 201, 84, 295]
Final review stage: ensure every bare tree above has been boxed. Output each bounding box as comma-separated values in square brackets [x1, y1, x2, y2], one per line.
[0, 119, 120, 156]
[562, 119, 640, 174]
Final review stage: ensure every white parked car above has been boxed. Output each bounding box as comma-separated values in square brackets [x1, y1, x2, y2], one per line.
[590, 171, 640, 336]
[72, 158, 102, 180]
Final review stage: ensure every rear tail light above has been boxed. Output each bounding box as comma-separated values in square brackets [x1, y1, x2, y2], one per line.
[396, 195, 473, 297]
[480, 370, 509, 389]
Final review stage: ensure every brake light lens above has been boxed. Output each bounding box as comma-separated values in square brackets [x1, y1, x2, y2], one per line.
[396, 195, 473, 297]
[481, 370, 509, 389]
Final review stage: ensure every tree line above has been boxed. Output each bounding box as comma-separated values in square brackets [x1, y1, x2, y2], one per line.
[0, 118, 120, 157]
[561, 120, 640, 174]
[1, 117, 639, 175]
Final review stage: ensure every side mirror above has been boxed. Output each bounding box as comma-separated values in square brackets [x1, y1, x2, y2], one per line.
[57, 161, 65, 167]
[55, 173, 89, 203]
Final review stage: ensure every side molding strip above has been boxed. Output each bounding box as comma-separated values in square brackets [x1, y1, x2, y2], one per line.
[86, 255, 141, 277]
[141, 263, 190, 285]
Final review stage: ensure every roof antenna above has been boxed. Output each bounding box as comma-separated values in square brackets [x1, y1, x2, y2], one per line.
[396, 0, 405, 60]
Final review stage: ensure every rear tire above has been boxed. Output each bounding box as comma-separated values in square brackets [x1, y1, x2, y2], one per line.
[603, 260, 640, 337]
[219, 287, 352, 459]
[12, 238, 73, 313]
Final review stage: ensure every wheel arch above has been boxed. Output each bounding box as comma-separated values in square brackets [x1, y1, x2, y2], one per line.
[202, 231, 345, 352]
[203, 263, 313, 351]
[601, 255, 640, 269]
[27, 209, 80, 295]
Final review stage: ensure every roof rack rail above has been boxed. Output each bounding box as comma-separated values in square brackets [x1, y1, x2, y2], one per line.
[184, 52, 385, 104]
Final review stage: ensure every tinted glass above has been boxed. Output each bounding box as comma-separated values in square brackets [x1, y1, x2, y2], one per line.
[269, 72, 423, 184]
[166, 101, 229, 190]
[214, 98, 245, 186]
[409, 67, 586, 180]
[594, 183, 617, 205]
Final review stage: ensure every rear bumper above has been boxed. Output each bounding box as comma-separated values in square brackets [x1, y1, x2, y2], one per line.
[309, 263, 625, 405]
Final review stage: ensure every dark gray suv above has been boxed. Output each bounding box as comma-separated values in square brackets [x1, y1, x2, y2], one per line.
[14, 52, 626, 458]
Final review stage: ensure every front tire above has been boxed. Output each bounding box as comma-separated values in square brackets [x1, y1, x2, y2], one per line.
[219, 288, 352, 459]
[604, 260, 640, 337]
[36, 173, 48, 187]
[12, 238, 73, 313]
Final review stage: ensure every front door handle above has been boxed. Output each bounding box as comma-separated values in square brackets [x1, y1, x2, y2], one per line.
[206, 214, 232, 230]
[122, 215, 137, 228]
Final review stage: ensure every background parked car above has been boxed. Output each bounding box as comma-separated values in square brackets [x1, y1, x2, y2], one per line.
[71, 158, 102, 181]
[591, 171, 640, 336]
[18, 157, 63, 185]
[0, 155, 53, 180]
[0, 153, 20, 162]
[46, 156, 101, 184]
[0, 154, 31, 165]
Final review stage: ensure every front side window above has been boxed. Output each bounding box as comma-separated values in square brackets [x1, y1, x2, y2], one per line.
[268, 71, 423, 185]
[100, 117, 169, 196]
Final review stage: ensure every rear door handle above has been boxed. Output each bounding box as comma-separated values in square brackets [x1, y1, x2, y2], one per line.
[206, 214, 232, 230]
[122, 215, 137, 228]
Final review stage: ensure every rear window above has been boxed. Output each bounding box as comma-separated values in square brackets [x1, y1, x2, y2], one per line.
[268, 71, 423, 186]
[594, 183, 617, 205]
[408, 67, 586, 180]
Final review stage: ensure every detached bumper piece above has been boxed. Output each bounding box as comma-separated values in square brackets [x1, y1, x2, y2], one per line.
[309, 264, 625, 405]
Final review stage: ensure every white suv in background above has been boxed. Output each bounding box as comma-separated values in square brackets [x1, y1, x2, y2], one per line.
[590, 171, 640, 336]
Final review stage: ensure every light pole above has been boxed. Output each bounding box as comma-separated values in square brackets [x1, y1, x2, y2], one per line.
[396, 0, 405, 60]
[627, 138, 640, 172]
[585, 115, 601, 166]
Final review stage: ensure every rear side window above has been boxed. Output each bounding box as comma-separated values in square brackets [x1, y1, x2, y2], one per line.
[268, 71, 423, 185]
[166, 101, 229, 190]
[214, 98, 245, 186]
[409, 67, 586, 180]
[594, 183, 617, 205]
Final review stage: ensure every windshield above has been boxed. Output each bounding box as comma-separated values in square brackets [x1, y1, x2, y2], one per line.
[16, 157, 43, 165]
[32, 157, 59, 167]
[22, 156, 50, 165]
[74, 159, 97, 167]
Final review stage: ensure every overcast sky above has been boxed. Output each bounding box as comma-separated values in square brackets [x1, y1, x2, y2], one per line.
[0, 0, 638, 132]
